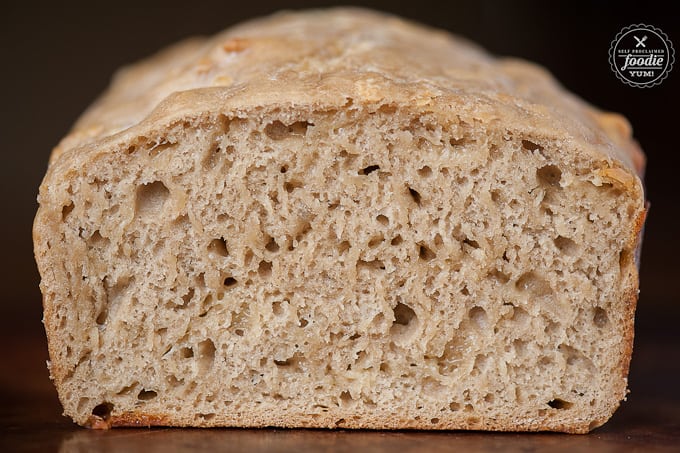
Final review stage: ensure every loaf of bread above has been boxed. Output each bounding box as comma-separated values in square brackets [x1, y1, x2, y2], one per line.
[34, 8, 646, 432]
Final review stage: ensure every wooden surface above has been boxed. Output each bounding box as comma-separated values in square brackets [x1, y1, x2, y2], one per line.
[2, 331, 679, 453]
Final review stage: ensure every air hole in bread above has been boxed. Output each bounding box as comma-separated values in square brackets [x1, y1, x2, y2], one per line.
[469, 307, 488, 329]
[208, 238, 229, 257]
[559, 344, 595, 372]
[554, 236, 577, 255]
[376, 214, 389, 226]
[368, 235, 384, 248]
[202, 143, 225, 170]
[357, 259, 385, 271]
[116, 383, 138, 396]
[407, 186, 422, 205]
[264, 120, 312, 140]
[243, 248, 255, 267]
[393, 302, 416, 326]
[180, 347, 194, 359]
[335, 240, 350, 255]
[95, 307, 108, 326]
[274, 352, 303, 369]
[593, 307, 609, 328]
[488, 269, 510, 284]
[437, 339, 461, 375]
[61, 202, 74, 221]
[472, 354, 489, 375]
[544, 321, 560, 336]
[463, 237, 480, 249]
[515, 272, 551, 296]
[88, 230, 108, 247]
[137, 389, 157, 401]
[521, 139, 544, 152]
[537, 165, 562, 187]
[358, 165, 380, 175]
[340, 391, 353, 404]
[135, 181, 170, 217]
[339, 149, 358, 169]
[430, 417, 440, 424]
[467, 416, 480, 425]
[265, 236, 279, 252]
[198, 339, 216, 373]
[77, 397, 90, 413]
[513, 339, 528, 356]
[294, 221, 312, 243]
[160, 342, 172, 357]
[417, 166, 432, 177]
[272, 301, 283, 316]
[284, 180, 303, 193]
[547, 398, 573, 410]
[449, 402, 461, 411]
[258, 260, 272, 277]
[449, 136, 469, 147]
[91, 402, 113, 420]
[390, 235, 403, 246]
[181, 288, 195, 306]
[103, 276, 133, 319]
[223, 277, 237, 287]
[419, 244, 436, 261]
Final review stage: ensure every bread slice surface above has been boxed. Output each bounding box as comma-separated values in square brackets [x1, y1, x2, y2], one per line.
[34, 8, 646, 432]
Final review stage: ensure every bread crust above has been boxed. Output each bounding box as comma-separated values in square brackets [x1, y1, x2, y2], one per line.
[48, 8, 643, 177]
[34, 8, 647, 433]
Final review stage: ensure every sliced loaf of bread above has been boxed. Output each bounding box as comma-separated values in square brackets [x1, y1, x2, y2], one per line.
[33, 8, 646, 432]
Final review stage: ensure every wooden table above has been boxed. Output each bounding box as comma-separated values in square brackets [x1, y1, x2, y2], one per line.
[2, 328, 678, 452]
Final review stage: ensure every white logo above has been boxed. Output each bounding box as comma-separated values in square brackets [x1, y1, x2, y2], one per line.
[609, 24, 674, 88]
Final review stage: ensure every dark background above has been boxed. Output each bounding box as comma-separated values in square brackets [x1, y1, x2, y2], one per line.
[1, 0, 677, 425]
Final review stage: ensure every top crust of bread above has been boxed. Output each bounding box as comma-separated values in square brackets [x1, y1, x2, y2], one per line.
[50, 8, 643, 178]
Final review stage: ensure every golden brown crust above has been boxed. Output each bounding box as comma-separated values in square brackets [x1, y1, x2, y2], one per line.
[96, 410, 593, 433]
[50, 8, 642, 174]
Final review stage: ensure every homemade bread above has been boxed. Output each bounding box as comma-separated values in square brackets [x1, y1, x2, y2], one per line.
[33, 8, 646, 432]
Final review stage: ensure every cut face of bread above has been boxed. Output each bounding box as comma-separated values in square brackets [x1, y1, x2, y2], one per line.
[34, 8, 646, 433]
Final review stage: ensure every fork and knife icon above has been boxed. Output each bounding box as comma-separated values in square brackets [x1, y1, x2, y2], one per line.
[634, 35, 647, 48]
